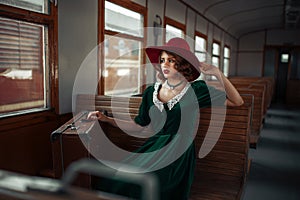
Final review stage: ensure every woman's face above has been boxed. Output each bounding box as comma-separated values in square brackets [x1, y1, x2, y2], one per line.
[159, 51, 179, 79]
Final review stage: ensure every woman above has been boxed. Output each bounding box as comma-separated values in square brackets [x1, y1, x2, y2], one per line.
[88, 37, 243, 199]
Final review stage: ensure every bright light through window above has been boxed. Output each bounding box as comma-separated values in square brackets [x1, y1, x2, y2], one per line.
[166, 25, 184, 42]
[117, 69, 130, 76]
[0, 0, 49, 14]
[105, 1, 141, 20]
[281, 54, 289, 63]
[213, 43, 220, 55]
[1, 69, 33, 80]
[195, 35, 207, 62]
[105, 1, 144, 37]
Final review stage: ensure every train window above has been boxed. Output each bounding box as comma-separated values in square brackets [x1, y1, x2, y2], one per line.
[0, 17, 49, 115]
[103, 0, 145, 96]
[281, 53, 289, 63]
[0, 0, 50, 14]
[223, 46, 230, 77]
[0, 1, 56, 117]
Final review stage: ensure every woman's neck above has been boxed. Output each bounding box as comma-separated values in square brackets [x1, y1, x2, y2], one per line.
[166, 78, 186, 85]
[164, 78, 187, 91]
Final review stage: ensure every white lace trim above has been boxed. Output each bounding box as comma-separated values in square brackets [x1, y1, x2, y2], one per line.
[153, 81, 190, 112]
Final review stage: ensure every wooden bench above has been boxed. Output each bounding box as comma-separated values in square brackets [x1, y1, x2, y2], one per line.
[229, 76, 274, 115]
[236, 88, 264, 148]
[206, 80, 261, 148]
[61, 94, 251, 200]
[190, 104, 251, 200]
[227, 77, 274, 147]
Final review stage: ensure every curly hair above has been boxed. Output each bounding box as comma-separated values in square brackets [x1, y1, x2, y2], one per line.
[157, 51, 196, 82]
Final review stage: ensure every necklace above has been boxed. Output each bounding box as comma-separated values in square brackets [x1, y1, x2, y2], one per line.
[166, 80, 184, 90]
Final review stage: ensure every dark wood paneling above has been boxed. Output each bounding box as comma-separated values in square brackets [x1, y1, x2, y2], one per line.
[0, 111, 72, 176]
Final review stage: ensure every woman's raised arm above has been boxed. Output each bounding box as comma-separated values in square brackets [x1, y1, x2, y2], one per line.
[199, 62, 244, 106]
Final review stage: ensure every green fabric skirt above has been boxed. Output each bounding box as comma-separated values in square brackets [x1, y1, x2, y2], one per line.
[93, 135, 196, 200]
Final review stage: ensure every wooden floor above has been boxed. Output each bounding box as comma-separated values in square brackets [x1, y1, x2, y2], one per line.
[242, 103, 300, 200]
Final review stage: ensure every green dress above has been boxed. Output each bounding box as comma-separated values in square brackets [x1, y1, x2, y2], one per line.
[95, 80, 225, 199]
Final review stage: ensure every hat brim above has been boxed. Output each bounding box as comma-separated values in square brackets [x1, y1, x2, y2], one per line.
[145, 46, 200, 82]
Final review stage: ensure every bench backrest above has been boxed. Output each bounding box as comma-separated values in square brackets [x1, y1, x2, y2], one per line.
[191, 105, 251, 199]
[229, 76, 274, 112]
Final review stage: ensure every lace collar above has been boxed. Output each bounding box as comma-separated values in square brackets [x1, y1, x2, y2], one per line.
[153, 81, 190, 112]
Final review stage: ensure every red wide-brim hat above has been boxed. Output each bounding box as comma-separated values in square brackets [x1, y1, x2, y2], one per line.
[145, 37, 200, 82]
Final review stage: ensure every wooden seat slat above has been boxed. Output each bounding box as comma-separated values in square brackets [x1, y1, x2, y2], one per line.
[199, 152, 246, 166]
[198, 164, 245, 177]
[197, 133, 247, 143]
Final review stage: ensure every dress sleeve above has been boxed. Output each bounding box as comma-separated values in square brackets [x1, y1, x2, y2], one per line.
[134, 85, 153, 126]
[192, 80, 226, 108]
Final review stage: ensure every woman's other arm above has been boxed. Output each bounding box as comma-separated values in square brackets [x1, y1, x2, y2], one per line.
[199, 62, 244, 106]
[87, 111, 145, 132]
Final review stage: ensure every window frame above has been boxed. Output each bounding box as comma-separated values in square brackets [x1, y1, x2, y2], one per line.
[0, 2, 58, 117]
[98, 0, 147, 95]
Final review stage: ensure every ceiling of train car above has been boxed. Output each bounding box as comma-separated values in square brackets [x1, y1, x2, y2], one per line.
[181, 0, 300, 38]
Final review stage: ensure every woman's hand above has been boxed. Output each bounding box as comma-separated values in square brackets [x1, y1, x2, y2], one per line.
[87, 111, 106, 121]
[199, 62, 221, 77]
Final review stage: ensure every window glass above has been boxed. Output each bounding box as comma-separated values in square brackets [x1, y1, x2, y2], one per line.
[105, 1, 144, 37]
[103, 35, 142, 95]
[195, 52, 206, 62]
[223, 46, 230, 77]
[223, 58, 229, 77]
[195, 35, 207, 62]
[195, 37, 205, 51]
[0, 0, 50, 14]
[212, 56, 219, 67]
[0, 17, 48, 114]
[212, 43, 220, 56]
[281, 53, 289, 63]
[166, 24, 184, 42]
[224, 46, 230, 58]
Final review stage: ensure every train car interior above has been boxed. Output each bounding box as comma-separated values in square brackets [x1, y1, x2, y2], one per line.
[0, 0, 300, 199]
